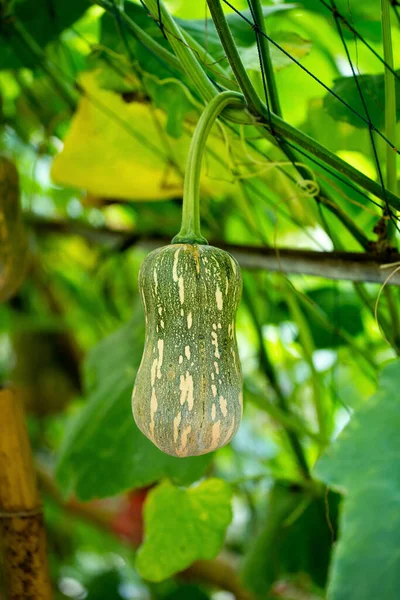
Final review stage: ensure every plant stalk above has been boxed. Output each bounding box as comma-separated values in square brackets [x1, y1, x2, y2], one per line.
[248, 0, 281, 115]
[381, 0, 397, 197]
[205, 0, 400, 212]
[143, 0, 217, 103]
[172, 91, 244, 244]
[95, 0, 400, 212]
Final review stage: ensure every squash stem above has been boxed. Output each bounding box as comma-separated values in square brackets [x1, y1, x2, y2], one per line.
[172, 91, 245, 245]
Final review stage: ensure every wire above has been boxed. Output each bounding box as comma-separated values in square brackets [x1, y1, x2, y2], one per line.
[221, 0, 399, 154]
[318, 0, 400, 82]
[331, 0, 400, 234]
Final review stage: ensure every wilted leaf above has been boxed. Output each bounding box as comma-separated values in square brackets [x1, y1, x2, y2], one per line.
[315, 361, 400, 600]
[56, 312, 212, 500]
[51, 71, 236, 200]
[136, 479, 232, 581]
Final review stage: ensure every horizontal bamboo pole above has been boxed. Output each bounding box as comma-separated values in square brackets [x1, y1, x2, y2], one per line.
[28, 217, 400, 286]
[0, 388, 52, 600]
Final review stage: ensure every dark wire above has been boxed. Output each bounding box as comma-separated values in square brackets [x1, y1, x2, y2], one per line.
[390, 0, 400, 26]
[156, 0, 167, 39]
[221, 0, 399, 154]
[246, 0, 299, 176]
[331, 0, 400, 234]
[318, 0, 400, 82]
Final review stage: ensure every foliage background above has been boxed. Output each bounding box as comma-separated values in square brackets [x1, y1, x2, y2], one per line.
[0, 0, 400, 598]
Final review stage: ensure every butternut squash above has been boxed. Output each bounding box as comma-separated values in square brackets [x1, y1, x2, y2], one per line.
[132, 243, 242, 457]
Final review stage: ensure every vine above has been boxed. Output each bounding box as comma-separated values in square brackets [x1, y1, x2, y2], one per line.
[172, 91, 245, 245]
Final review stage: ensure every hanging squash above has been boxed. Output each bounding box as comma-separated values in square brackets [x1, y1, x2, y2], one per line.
[132, 242, 242, 456]
[132, 92, 245, 456]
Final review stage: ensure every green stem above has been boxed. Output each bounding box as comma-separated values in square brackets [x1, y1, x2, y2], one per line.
[206, 0, 265, 116]
[205, 0, 400, 213]
[381, 0, 400, 350]
[180, 29, 238, 91]
[248, 0, 282, 115]
[381, 0, 397, 196]
[143, 0, 217, 103]
[96, 0, 400, 212]
[259, 114, 400, 212]
[94, 0, 186, 76]
[172, 91, 244, 245]
[246, 0, 369, 251]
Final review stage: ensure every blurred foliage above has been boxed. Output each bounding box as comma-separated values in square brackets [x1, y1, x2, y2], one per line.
[0, 0, 399, 599]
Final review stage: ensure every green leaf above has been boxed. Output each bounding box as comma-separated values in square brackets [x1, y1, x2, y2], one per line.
[242, 481, 339, 596]
[136, 479, 233, 582]
[323, 71, 400, 130]
[315, 360, 400, 600]
[305, 287, 364, 349]
[0, 0, 90, 70]
[56, 311, 212, 500]
[143, 76, 196, 138]
[241, 32, 312, 72]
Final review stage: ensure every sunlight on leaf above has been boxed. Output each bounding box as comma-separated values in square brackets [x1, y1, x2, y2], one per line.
[136, 478, 232, 581]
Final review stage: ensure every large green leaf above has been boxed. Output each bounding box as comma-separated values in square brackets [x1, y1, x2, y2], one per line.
[304, 287, 364, 349]
[56, 311, 212, 500]
[324, 72, 400, 131]
[136, 479, 232, 582]
[0, 0, 90, 70]
[315, 360, 400, 600]
[242, 481, 339, 596]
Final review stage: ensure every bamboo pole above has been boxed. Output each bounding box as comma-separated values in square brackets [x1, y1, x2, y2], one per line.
[0, 157, 29, 302]
[0, 388, 53, 599]
[27, 218, 400, 287]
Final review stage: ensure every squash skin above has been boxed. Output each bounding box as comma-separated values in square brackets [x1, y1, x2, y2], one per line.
[132, 243, 243, 457]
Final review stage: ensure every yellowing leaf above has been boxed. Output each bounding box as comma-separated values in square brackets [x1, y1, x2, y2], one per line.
[51, 72, 236, 201]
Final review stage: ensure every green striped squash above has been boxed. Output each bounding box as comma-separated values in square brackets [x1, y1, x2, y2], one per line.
[132, 243, 243, 457]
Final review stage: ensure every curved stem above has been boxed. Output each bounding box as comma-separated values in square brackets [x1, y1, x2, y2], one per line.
[173, 91, 245, 244]
[95, 0, 400, 212]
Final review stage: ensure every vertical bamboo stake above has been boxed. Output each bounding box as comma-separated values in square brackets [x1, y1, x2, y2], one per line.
[0, 388, 53, 599]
